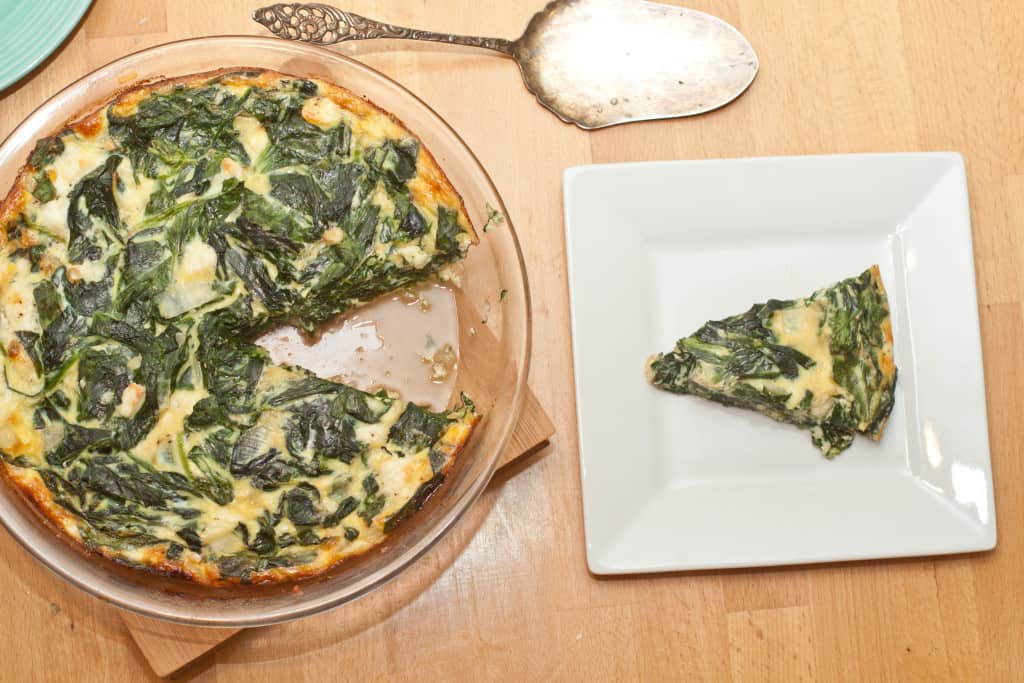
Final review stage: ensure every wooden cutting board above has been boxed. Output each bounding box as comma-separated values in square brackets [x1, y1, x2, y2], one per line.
[121, 384, 554, 676]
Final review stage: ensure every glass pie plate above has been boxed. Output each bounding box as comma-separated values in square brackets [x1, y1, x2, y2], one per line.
[0, 37, 530, 626]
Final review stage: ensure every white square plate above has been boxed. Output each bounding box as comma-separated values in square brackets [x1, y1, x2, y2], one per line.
[564, 154, 996, 574]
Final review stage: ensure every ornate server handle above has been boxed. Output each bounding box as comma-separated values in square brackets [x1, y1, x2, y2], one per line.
[254, 3, 516, 55]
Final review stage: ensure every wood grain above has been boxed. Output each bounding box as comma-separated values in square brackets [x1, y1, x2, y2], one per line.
[0, 1, 1022, 681]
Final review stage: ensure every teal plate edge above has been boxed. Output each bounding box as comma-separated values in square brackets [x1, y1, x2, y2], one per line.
[0, 0, 93, 93]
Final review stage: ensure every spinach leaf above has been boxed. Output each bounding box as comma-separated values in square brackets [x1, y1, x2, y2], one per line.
[169, 162, 211, 199]
[116, 237, 171, 316]
[29, 135, 64, 168]
[184, 396, 228, 430]
[284, 399, 362, 463]
[282, 483, 322, 526]
[395, 193, 427, 239]
[344, 201, 380, 252]
[186, 431, 235, 505]
[266, 376, 340, 407]
[45, 423, 113, 467]
[176, 524, 203, 553]
[366, 139, 419, 190]
[230, 428, 286, 484]
[229, 215, 300, 261]
[358, 491, 385, 526]
[322, 496, 358, 528]
[215, 549, 317, 581]
[33, 281, 62, 329]
[331, 386, 390, 424]
[144, 185, 175, 216]
[235, 509, 277, 555]
[56, 265, 113, 316]
[78, 454, 195, 508]
[41, 308, 87, 371]
[312, 162, 365, 223]
[225, 248, 293, 313]
[240, 188, 314, 245]
[89, 313, 156, 353]
[13, 331, 43, 378]
[259, 107, 348, 171]
[269, 173, 328, 228]
[67, 155, 123, 249]
[75, 346, 132, 423]
[383, 474, 443, 533]
[435, 206, 462, 257]
[165, 181, 243, 256]
[32, 173, 56, 203]
[388, 403, 449, 452]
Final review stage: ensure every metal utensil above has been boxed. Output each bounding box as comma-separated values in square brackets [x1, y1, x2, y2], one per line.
[253, 0, 758, 129]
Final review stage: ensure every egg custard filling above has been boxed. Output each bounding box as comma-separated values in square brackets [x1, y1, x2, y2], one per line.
[0, 70, 479, 584]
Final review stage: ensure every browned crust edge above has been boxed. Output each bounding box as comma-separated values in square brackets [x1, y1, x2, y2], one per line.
[865, 264, 897, 441]
[0, 67, 481, 587]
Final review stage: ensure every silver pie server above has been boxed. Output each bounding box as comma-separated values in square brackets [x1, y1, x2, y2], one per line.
[253, 0, 759, 129]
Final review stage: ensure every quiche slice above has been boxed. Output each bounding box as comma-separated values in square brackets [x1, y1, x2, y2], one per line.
[0, 69, 480, 585]
[647, 266, 897, 457]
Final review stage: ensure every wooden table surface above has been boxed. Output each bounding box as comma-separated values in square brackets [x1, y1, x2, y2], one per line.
[1, 1, 1022, 680]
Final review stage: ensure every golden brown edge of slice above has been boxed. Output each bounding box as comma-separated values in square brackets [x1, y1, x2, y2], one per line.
[863, 264, 897, 442]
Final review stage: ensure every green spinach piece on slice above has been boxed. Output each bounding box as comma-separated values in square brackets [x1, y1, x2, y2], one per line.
[40, 308, 87, 372]
[200, 341, 267, 414]
[186, 433, 235, 506]
[75, 346, 133, 423]
[389, 403, 449, 453]
[45, 423, 113, 467]
[33, 281, 62, 329]
[29, 135, 65, 169]
[55, 264, 113, 316]
[435, 206, 463, 257]
[366, 139, 419, 190]
[32, 173, 56, 203]
[282, 483, 322, 526]
[67, 155, 123, 257]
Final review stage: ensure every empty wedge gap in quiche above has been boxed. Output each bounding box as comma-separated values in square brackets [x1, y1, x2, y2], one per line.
[0, 69, 481, 585]
[647, 266, 897, 457]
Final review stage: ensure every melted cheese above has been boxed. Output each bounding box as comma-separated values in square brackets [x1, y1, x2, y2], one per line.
[369, 181, 396, 217]
[394, 244, 431, 269]
[1, 258, 41, 334]
[157, 238, 219, 318]
[301, 96, 345, 130]
[770, 302, 846, 416]
[114, 156, 156, 228]
[30, 197, 71, 241]
[133, 388, 208, 467]
[115, 383, 146, 419]
[49, 136, 109, 196]
[355, 401, 403, 447]
[66, 259, 106, 284]
[233, 115, 270, 163]
[245, 171, 271, 195]
[348, 109, 406, 147]
[0, 385, 42, 460]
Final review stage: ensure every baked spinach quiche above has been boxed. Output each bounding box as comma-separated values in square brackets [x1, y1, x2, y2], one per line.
[0, 70, 480, 584]
[647, 266, 896, 457]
